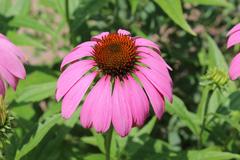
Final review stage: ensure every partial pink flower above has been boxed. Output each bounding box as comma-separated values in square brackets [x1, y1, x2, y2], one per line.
[0, 33, 26, 96]
[227, 24, 240, 80]
[56, 29, 173, 137]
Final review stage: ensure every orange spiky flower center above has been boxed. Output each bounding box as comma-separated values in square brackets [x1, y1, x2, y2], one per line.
[93, 33, 137, 77]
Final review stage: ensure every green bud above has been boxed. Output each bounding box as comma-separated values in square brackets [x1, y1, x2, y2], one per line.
[200, 68, 229, 89]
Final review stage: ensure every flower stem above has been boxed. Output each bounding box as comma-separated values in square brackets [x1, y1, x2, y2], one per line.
[104, 128, 113, 160]
[65, 0, 70, 24]
[199, 89, 213, 147]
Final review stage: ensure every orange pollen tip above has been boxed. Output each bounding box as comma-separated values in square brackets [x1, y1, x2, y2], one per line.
[93, 33, 137, 77]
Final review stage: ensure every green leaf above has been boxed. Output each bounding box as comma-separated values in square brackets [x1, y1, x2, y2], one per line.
[6, 0, 30, 16]
[91, 130, 105, 154]
[15, 114, 62, 160]
[154, 0, 196, 35]
[84, 154, 105, 160]
[9, 16, 57, 37]
[184, 0, 234, 8]
[205, 34, 228, 72]
[166, 96, 200, 135]
[197, 87, 210, 122]
[71, 0, 109, 31]
[81, 136, 98, 147]
[6, 71, 57, 103]
[188, 150, 240, 160]
[16, 82, 56, 103]
[0, 0, 11, 15]
[7, 31, 46, 49]
[135, 117, 157, 137]
[40, 0, 65, 16]
[129, 0, 139, 14]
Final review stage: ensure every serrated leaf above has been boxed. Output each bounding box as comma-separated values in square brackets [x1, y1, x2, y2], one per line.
[15, 114, 62, 160]
[154, 0, 196, 35]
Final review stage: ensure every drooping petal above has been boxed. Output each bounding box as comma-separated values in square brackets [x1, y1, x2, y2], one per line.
[0, 65, 18, 90]
[138, 52, 172, 81]
[137, 47, 172, 70]
[0, 78, 5, 96]
[229, 53, 240, 80]
[227, 31, 240, 48]
[135, 71, 165, 119]
[80, 76, 110, 129]
[92, 76, 112, 133]
[117, 29, 131, 36]
[227, 23, 240, 36]
[61, 47, 94, 70]
[0, 48, 26, 79]
[123, 76, 149, 126]
[112, 78, 132, 137]
[91, 32, 109, 41]
[134, 37, 160, 51]
[137, 66, 173, 102]
[0, 35, 25, 62]
[56, 60, 95, 101]
[61, 72, 97, 119]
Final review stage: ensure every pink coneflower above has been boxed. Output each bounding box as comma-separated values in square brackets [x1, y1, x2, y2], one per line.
[0, 34, 26, 96]
[227, 24, 240, 80]
[56, 29, 173, 137]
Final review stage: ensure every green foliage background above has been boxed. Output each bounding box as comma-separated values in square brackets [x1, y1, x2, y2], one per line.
[0, 0, 240, 159]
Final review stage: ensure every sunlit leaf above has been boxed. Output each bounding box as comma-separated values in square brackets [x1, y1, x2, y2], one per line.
[154, 0, 196, 35]
[15, 114, 62, 160]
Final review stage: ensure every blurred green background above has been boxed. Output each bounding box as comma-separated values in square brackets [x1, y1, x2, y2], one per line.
[1, 0, 240, 159]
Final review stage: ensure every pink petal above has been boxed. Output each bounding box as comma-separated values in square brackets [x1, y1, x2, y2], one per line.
[0, 64, 18, 90]
[92, 76, 112, 133]
[61, 46, 94, 70]
[75, 41, 97, 49]
[135, 71, 165, 119]
[56, 60, 95, 101]
[91, 32, 109, 41]
[0, 48, 26, 79]
[123, 76, 149, 126]
[61, 72, 97, 119]
[137, 47, 172, 70]
[227, 31, 240, 48]
[134, 37, 160, 51]
[138, 52, 172, 81]
[0, 35, 25, 62]
[227, 24, 240, 37]
[112, 78, 132, 137]
[80, 76, 110, 129]
[0, 78, 5, 96]
[117, 29, 131, 36]
[229, 53, 240, 80]
[137, 66, 173, 102]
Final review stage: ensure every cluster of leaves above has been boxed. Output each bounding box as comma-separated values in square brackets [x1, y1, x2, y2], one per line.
[0, 0, 240, 159]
